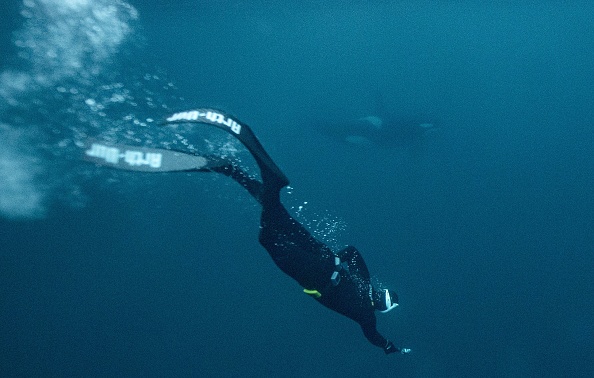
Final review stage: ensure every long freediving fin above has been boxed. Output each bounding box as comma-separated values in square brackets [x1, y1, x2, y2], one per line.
[82, 141, 227, 173]
[161, 108, 289, 188]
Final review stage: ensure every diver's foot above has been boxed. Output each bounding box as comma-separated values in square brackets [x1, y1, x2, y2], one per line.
[211, 161, 265, 203]
[209, 160, 236, 176]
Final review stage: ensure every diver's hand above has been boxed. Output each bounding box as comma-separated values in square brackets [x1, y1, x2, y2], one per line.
[384, 341, 397, 354]
[384, 341, 411, 355]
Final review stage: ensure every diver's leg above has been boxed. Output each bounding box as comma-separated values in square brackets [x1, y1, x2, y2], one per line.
[211, 163, 264, 205]
[211, 161, 286, 209]
[257, 171, 329, 255]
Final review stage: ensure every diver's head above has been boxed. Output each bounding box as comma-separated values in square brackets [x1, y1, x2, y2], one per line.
[373, 289, 398, 314]
[374, 289, 399, 313]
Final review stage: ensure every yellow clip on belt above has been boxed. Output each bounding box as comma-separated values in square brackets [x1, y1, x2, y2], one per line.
[303, 289, 321, 298]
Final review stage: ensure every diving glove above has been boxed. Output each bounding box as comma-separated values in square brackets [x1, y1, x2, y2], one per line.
[384, 341, 411, 355]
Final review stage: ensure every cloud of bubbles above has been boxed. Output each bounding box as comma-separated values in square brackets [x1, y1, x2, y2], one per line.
[0, 0, 139, 219]
[0, 123, 47, 219]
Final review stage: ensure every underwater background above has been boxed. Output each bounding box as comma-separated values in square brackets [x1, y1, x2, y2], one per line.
[1, 1, 593, 376]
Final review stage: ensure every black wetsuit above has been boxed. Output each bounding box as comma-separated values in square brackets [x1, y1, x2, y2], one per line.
[90, 108, 403, 353]
[216, 165, 391, 350]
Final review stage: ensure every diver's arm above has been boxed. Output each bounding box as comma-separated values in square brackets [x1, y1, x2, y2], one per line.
[360, 318, 387, 348]
[360, 318, 410, 355]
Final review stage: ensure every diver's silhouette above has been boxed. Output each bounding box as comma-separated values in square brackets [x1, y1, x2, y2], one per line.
[84, 108, 411, 354]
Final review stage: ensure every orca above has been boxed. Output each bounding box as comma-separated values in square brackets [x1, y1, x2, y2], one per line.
[317, 114, 436, 148]
[315, 91, 437, 148]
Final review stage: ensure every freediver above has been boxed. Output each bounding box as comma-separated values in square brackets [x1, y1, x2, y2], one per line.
[210, 160, 409, 355]
[85, 108, 411, 355]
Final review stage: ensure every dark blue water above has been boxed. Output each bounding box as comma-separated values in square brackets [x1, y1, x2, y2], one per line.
[1, 1, 593, 376]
